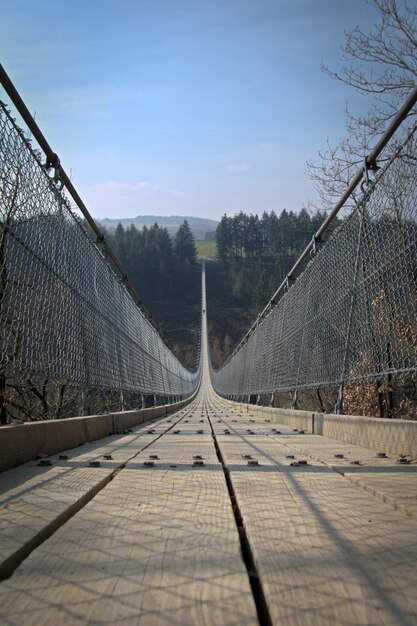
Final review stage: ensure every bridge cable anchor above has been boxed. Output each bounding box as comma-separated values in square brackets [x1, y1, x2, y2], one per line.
[360, 155, 379, 194]
[285, 274, 295, 292]
[45, 152, 64, 191]
[310, 234, 322, 257]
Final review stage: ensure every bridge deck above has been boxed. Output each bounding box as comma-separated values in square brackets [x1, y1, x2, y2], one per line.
[2, 401, 417, 624]
[1, 266, 417, 625]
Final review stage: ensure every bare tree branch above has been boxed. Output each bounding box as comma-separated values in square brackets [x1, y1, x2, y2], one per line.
[309, 0, 416, 209]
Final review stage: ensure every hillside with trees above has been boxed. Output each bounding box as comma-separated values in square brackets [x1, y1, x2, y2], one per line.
[98, 208, 342, 370]
[98, 209, 334, 370]
[216, 208, 327, 260]
[104, 219, 201, 368]
[97, 215, 218, 240]
[207, 208, 340, 366]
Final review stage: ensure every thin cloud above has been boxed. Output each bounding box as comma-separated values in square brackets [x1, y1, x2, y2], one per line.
[80, 179, 198, 218]
[26, 83, 142, 126]
[103, 180, 161, 194]
[227, 163, 250, 172]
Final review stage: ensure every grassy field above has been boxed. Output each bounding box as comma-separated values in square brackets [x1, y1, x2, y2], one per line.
[195, 240, 217, 258]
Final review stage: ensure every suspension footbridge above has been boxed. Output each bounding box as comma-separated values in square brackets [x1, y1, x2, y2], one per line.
[1, 265, 417, 625]
[1, 67, 417, 625]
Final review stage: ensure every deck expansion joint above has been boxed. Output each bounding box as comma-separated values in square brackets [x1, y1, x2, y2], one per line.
[207, 406, 273, 626]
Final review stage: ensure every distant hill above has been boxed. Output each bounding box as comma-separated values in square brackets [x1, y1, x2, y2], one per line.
[96, 215, 219, 240]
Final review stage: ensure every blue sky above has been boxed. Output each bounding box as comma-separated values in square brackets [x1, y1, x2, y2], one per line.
[1, 0, 378, 221]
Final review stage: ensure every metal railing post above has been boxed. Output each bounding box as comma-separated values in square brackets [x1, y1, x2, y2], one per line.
[291, 390, 298, 410]
[335, 206, 367, 414]
[80, 388, 89, 416]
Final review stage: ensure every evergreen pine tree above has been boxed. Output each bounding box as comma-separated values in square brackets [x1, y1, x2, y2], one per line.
[174, 219, 197, 265]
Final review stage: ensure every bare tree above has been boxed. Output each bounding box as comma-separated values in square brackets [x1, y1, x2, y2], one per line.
[307, 0, 417, 212]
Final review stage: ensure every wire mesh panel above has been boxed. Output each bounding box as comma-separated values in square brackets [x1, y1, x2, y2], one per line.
[211, 125, 417, 403]
[0, 102, 199, 416]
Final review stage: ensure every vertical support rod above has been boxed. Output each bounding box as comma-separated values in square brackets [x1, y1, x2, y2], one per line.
[292, 270, 314, 410]
[291, 390, 298, 410]
[80, 388, 89, 416]
[0, 376, 6, 425]
[335, 207, 366, 414]
[0, 205, 13, 425]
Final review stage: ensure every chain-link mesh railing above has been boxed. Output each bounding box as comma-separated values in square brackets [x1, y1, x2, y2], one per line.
[211, 123, 417, 412]
[0, 102, 200, 421]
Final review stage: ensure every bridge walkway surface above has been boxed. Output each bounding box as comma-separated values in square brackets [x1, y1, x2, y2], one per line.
[1, 266, 417, 625]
